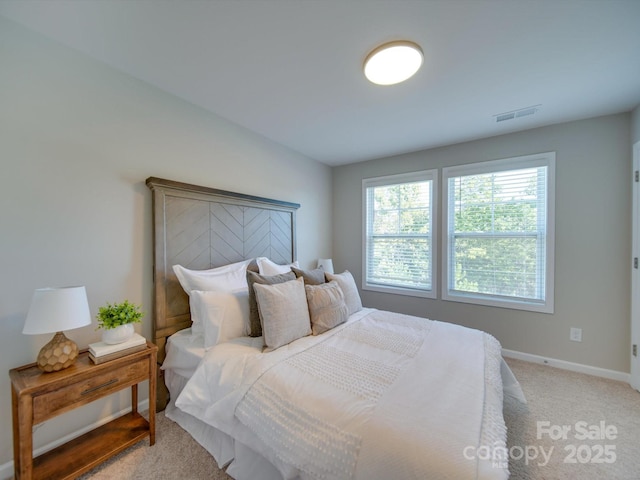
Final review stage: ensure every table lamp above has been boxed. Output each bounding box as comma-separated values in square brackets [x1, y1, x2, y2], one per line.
[23, 286, 92, 372]
[317, 258, 334, 274]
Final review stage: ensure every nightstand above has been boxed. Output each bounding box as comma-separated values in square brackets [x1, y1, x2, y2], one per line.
[10, 341, 157, 480]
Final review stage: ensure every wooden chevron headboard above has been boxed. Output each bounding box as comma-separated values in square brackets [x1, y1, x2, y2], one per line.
[146, 177, 300, 409]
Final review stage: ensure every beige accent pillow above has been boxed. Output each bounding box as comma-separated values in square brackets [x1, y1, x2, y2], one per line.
[247, 270, 296, 337]
[325, 270, 362, 316]
[291, 266, 326, 285]
[253, 277, 312, 350]
[305, 281, 349, 335]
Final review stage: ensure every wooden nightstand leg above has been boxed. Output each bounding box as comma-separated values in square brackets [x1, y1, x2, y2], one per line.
[131, 384, 138, 415]
[11, 385, 22, 478]
[11, 385, 21, 478]
[14, 390, 33, 479]
[149, 359, 156, 445]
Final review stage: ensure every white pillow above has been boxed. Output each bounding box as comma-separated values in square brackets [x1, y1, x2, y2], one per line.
[325, 270, 363, 316]
[253, 277, 311, 350]
[173, 259, 252, 296]
[256, 257, 300, 276]
[190, 290, 250, 348]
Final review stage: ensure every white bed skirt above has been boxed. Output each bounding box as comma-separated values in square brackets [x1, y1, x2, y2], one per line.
[165, 369, 285, 480]
[164, 370, 235, 468]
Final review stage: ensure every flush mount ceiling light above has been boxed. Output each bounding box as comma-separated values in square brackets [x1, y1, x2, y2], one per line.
[364, 40, 423, 86]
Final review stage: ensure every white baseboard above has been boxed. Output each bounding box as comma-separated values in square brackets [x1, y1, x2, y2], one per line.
[502, 348, 630, 383]
[0, 399, 149, 480]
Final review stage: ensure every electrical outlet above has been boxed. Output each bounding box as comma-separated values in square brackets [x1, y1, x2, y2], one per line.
[570, 327, 582, 342]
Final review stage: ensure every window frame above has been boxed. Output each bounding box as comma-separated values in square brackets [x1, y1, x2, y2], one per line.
[441, 152, 556, 313]
[362, 170, 438, 299]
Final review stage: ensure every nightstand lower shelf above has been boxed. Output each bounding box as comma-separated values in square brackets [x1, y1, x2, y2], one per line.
[32, 412, 150, 480]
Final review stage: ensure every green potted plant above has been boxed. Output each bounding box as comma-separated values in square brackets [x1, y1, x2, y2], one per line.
[97, 300, 144, 344]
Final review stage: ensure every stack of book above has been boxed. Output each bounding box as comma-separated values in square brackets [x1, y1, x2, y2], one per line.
[88, 333, 147, 364]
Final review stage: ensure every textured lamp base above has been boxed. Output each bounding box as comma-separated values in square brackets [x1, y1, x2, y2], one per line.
[37, 331, 79, 372]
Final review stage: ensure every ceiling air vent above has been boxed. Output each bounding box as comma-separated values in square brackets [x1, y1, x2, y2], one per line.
[496, 112, 515, 122]
[495, 105, 541, 123]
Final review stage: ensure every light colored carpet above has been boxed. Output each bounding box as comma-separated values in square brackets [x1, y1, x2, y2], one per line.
[81, 358, 640, 479]
[504, 358, 640, 479]
[77, 411, 231, 480]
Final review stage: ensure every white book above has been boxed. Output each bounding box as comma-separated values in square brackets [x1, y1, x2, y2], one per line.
[89, 343, 147, 364]
[89, 333, 146, 357]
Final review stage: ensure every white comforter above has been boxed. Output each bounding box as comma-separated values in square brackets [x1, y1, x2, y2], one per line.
[176, 308, 520, 480]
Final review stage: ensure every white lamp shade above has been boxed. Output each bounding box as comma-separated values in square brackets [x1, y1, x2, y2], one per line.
[23, 286, 92, 335]
[317, 258, 334, 274]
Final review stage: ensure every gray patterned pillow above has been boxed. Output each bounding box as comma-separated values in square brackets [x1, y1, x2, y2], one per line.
[247, 270, 296, 337]
[253, 277, 312, 350]
[291, 265, 326, 285]
[305, 281, 349, 335]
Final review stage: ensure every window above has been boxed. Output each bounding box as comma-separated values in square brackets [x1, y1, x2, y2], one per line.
[363, 170, 437, 298]
[442, 153, 555, 312]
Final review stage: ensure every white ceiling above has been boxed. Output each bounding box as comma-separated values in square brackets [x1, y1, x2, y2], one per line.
[1, 0, 639, 166]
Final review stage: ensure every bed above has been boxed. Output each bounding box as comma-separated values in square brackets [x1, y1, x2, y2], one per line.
[146, 177, 525, 480]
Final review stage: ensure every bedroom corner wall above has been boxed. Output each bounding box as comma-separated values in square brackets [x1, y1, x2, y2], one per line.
[632, 104, 640, 143]
[333, 113, 631, 375]
[0, 17, 332, 472]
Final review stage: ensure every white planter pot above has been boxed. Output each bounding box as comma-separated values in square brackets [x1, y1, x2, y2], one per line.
[101, 323, 134, 344]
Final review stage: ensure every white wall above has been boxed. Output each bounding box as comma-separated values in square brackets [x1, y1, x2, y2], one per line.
[333, 113, 631, 374]
[0, 17, 332, 470]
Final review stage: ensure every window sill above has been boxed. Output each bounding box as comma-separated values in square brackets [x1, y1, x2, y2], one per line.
[363, 283, 436, 299]
[442, 291, 554, 314]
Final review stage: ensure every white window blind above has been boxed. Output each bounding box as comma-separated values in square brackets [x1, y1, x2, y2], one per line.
[363, 170, 437, 298]
[443, 153, 555, 312]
